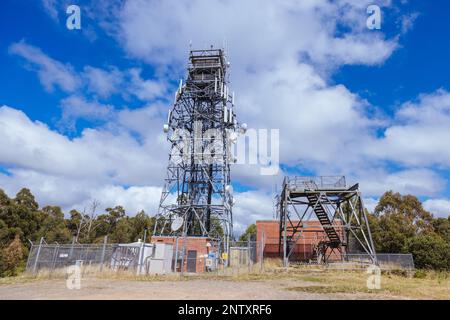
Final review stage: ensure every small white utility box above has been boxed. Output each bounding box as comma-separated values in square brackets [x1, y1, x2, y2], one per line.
[147, 243, 173, 274]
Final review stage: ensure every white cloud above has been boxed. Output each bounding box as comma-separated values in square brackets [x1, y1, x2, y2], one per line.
[41, 0, 59, 22]
[127, 68, 167, 101]
[116, 102, 167, 139]
[113, 0, 397, 69]
[0, 105, 167, 186]
[0, 169, 162, 216]
[367, 90, 450, 167]
[82, 66, 124, 98]
[363, 198, 379, 213]
[357, 169, 447, 197]
[423, 198, 450, 218]
[236, 59, 376, 171]
[59, 96, 114, 130]
[399, 12, 420, 34]
[73, 185, 162, 216]
[233, 190, 275, 235]
[9, 41, 80, 93]
[0, 104, 170, 216]
[10, 41, 169, 102]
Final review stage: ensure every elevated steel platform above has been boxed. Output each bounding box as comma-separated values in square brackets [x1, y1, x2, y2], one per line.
[277, 176, 377, 266]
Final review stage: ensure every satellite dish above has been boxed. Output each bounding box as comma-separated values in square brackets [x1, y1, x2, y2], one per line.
[163, 124, 169, 133]
[171, 217, 184, 232]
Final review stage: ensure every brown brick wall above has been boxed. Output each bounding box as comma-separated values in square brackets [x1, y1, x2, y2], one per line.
[151, 236, 215, 273]
[256, 220, 344, 261]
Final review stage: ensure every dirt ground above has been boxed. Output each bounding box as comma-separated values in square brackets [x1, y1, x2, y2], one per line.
[0, 277, 405, 300]
[1, 267, 448, 300]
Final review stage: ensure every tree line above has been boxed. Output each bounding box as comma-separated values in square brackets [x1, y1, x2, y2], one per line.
[1, 187, 449, 277]
[0, 188, 155, 277]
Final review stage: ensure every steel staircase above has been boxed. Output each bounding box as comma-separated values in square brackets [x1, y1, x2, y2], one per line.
[306, 194, 341, 248]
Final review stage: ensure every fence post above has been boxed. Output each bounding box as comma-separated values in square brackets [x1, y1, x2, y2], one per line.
[174, 237, 179, 273]
[247, 235, 251, 273]
[260, 230, 265, 272]
[51, 244, 60, 276]
[69, 236, 75, 259]
[100, 236, 108, 272]
[137, 228, 147, 275]
[32, 237, 44, 276]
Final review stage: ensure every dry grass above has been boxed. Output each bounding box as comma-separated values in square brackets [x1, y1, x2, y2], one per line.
[285, 269, 450, 300]
[241, 271, 449, 299]
[196, 262, 450, 299]
[2, 261, 448, 300]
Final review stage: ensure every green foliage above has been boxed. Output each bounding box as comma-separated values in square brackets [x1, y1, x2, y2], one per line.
[413, 269, 427, 279]
[432, 217, 450, 243]
[128, 211, 155, 242]
[373, 191, 434, 253]
[403, 234, 450, 270]
[239, 224, 256, 241]
[370, 191, 450, 270]
[111, 218, 133, 243]
[36, 206, 71, 243]
[0, 187, 156, 278]
[0, 188, 41, 245]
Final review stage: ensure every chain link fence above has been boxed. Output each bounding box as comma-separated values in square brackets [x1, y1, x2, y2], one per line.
[342, 253, 415, 271]
[167, 240, 263, 275]
[26, 241, 144, 276]
[25, 238, 415, 277]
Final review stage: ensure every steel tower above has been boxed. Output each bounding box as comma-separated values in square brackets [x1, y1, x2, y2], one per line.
[277, 176, 377, 266]
[154, 48, 243, 248]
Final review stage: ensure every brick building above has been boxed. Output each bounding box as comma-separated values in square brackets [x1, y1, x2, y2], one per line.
[256, 220, 344, 262]
[151, 236, 218, 273]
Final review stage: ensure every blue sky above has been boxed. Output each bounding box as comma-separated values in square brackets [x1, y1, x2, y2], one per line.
[0, 0, 449, 232]
[335, 0, 450, 113]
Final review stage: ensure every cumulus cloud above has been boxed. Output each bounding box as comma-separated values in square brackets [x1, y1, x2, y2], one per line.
[112, 0, 397, 69]
[363, 198, 379, 213]
[82, 66, 124, 98]
[127, 68, 168, 101]
[9, 41, 80, 93]
[72, 185, 163, 216]
[59, 96, 115, 130]
[367, 90, 450, 167]
[0, 106, 167, 186]
[9, 41, 169, 100]
[423, 198, 450, 218]
[357, 169, 447, 197]
[0, 168, 162, 216]
[233, 191, 275, 234]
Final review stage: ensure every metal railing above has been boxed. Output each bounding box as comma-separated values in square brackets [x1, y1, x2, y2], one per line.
[286, 176, 346, 190]
[343, 253, 415, 271]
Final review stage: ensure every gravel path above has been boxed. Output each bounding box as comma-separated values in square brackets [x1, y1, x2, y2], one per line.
[0, 278, 385, 300]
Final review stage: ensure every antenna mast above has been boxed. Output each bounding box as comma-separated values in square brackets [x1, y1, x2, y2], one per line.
[155, 48, 243, 250]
